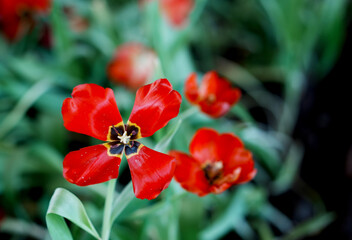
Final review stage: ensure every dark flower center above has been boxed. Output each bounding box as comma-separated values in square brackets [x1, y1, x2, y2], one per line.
[202, 161, 223, 184]
[109, 124, 140, 141]
[106, 124, 142, 157]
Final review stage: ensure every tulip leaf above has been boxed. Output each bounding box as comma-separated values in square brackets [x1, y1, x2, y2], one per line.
[154, 118, 182, 152]
[46, 188, 100, 240]
[199, 187, 249, 240]
[230, 104, 256, 124]
[110, 182, 135, 224]
[281, 213, 335, 240]
[0, 80, 51, 139]
[272, 142, 304, 194]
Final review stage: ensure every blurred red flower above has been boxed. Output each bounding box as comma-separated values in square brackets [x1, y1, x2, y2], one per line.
[62, 79, 182, 200]
[185, 71, 241, 118]
[169, 128, 256, 196]
[107, 43, 158, 90]
[0, 0, 50, 41]
[160, 0, 194, 27]
[140, 0, 194, 28]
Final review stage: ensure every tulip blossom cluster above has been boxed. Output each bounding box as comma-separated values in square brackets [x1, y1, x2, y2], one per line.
[63, 70, 255, 199]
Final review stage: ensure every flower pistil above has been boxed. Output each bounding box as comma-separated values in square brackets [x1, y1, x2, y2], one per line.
[202, 161, 223, 185]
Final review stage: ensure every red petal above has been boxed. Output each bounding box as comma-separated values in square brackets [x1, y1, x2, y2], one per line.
[210, 167, 241, 194]
[220, 88, 241, 105]
[214, 132, 256, 184]
[62, 84, 123, 141]
[160, 0, 194, 27]
[63, 144, 121, 186]
[189, 128, 218, 164]
[126, 144, 176, 200]
[169, 151, 211, 196]
[225, 148, 256, 184]
[198, 71, 219, 98]
[198, 101, 232, 118]
[216, 132, 244, 163]
[184, 72, 199, 104]
[128, 79, 182, 138]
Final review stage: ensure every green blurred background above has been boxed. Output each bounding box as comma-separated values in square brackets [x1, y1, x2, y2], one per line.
[1, 0, 351, 239]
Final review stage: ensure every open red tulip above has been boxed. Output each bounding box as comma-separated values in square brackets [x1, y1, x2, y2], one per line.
[185, 71, 241, 118]
[62, 79, 182, 200]
[139, 0, 194, 28]
[169, 128, 256, 196]
[160, 0, 194, 28]
[107, 43, 158, 90]
[0, 0, 50, 41]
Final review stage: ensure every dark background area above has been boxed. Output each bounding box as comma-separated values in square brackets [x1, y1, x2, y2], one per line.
[295, 20, 352, 239]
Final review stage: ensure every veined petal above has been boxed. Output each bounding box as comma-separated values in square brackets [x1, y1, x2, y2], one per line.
[169, 151, 210, 197]
[189, 128, 218, 164]
[63, 144, 121, 186]
[62, 84, 123, 141]
[126, 144, 176, 200]
[128, 79, 181, 138]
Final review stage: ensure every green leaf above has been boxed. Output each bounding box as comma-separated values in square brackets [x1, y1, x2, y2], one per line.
[0, 217, 47, 239]
[252, 219, 274, 240]
[110, 182, 135, 224]
[281, 213, 335, 240]
[238, 126, 283, 178]
[50, 1, 72, 62]
[154, 118, 182, 152]
[46, 188, 101, 240]
[199, 187, 249, 240]
[0, 80, 51, 139]
[230, 104, 256, 124]
[262, 204, 292, 232]
[272, 142, 304, 194]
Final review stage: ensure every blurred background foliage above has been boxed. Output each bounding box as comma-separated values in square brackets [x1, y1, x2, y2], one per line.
[0, 0, 351, 239]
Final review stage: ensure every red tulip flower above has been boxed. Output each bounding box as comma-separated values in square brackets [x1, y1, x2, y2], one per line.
[160, 0, 194, 28]
[107, 43, 158, 90]
[0, 0, 50, 41]
[62, 79, 182, 200]
[169, 128, 256, 196]
[185, 71, 241, 118]
[139, 0, 194, 28]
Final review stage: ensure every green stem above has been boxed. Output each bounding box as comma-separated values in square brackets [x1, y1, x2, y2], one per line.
[101, 179, 117, 240]
[110, 181, 134, 223]
[179, 106, 198, 120]
[0, 80, 51, 139]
